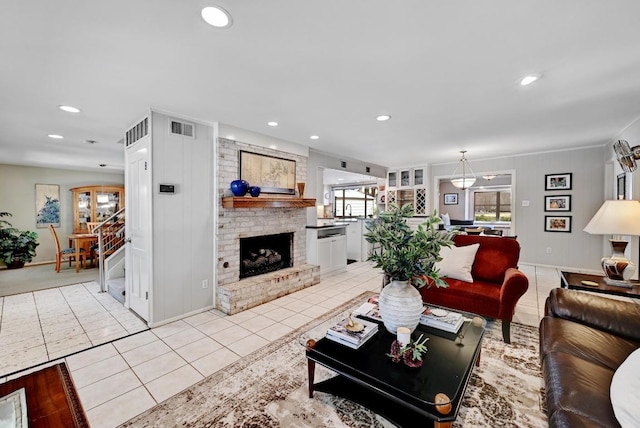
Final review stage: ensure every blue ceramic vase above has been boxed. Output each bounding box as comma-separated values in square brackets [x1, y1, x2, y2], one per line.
[250, 186, 261, 197]
[230, 180, 249, 196]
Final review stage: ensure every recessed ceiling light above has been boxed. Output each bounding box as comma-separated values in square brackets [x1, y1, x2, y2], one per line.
[58, 105, 80, 113]
[520, 74, 542, 86]
[267, 121, 278, 127]
[269, 144, 278, 149]
[48, 134, 64, 139]
[99, 164, 107, 168]
[310, 135, 319, 140]
[201, 6, 233, 28]
[376, 115, 391, 121]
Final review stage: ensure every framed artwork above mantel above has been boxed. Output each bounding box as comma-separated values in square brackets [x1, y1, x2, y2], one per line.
[239, 151, 296, 195]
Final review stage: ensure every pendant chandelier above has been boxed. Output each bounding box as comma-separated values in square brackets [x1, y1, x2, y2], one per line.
[450, 151, 476, 190]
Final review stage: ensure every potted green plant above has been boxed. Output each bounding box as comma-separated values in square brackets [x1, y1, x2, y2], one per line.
[364, 203, 454, 333]
[0, 212, 39, 269]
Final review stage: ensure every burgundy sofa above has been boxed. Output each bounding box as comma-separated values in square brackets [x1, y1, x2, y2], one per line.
[420, 234, 529, 343]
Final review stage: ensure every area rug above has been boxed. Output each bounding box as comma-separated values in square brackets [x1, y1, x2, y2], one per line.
[122, 293, 546, 427]
[0, 362, 89, 427]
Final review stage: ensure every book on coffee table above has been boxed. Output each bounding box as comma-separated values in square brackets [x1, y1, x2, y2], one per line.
[326, 316, 379, 349]
[353, 295, 382, 321]
[420, 306, 464, 333]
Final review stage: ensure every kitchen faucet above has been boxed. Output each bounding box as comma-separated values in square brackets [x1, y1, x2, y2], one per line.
[345, 204, 352, 217]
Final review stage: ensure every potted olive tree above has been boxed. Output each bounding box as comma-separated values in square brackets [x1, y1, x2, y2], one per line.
[0, 212, 39, 269]
[364, 203, 454, 333]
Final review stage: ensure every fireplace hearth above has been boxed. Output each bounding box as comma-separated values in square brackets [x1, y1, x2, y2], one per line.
[240, 233, 293, 279]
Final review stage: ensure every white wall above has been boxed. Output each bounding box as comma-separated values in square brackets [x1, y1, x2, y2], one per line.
[0, 164, 123, 266]
[431, 146, 606, 270]
[438, 181, 466, 220]
[149, 111, 214, 323]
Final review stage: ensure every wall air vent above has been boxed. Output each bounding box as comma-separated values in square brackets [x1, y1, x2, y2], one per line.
[125, 117, 149, 147]
[169, 119, 195, 138]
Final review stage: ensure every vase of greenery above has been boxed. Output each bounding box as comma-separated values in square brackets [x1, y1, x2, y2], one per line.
[0, 212, 39, 269]
[364, 203, 454, 334]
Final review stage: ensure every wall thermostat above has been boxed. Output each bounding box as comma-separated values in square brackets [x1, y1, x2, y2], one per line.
[159, 184, 175, 194]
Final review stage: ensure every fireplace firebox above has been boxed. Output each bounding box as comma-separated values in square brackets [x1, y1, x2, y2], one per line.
[239, 233, 293, 279]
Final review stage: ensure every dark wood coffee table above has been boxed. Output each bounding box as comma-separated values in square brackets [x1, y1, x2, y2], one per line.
[301, 309, 486, 428]
[560, 271, 640, 299]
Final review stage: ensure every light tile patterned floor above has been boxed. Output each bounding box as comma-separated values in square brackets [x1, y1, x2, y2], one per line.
[0, 282, 148, 376]
[0, 262, 617, 427]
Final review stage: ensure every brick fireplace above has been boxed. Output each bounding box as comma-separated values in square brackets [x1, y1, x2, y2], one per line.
[216, 138, 320, 314]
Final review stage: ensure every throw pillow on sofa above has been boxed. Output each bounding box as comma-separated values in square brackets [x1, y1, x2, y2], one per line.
[611, 348, 640, 428]
[441, 213, 451, 226]
[434, 243, 480, 283]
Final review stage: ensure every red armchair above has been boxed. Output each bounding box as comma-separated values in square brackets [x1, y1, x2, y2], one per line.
[420, 234, 529, 343]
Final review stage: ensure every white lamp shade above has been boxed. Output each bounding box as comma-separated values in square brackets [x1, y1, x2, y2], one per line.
[451, 177, 476, 189]
[584, 200, 640, 236]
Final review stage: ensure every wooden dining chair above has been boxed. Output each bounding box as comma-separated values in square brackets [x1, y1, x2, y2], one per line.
[86, 222, 100, 234]
[85, 222, 101, 266]
[48, 225, 85, 272]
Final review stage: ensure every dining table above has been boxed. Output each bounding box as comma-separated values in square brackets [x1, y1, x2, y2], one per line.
[67, 233, 98, 272]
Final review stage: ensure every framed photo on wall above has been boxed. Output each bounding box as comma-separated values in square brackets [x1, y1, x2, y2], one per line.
[544, 195, 571, 212]
[239, 151, 296, 195]
[35, 184, 60, 228]
[444, 193, 458, 205]
[545, 173, 572, 191]
[545, 215, 572, 233]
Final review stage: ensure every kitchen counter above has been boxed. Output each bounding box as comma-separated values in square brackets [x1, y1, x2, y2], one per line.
[306, 224, 349, 229]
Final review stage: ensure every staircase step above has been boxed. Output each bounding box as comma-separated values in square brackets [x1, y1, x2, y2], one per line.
[107, 277, 126, 303]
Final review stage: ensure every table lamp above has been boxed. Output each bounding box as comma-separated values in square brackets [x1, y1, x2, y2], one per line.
[583, 200, 640, 287]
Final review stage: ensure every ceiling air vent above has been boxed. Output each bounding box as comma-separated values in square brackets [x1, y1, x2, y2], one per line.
[125, 117, 149, 147]
[169, 119, 195, 138]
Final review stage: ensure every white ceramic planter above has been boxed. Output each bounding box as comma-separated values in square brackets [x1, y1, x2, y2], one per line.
[378, 279, 424, 334]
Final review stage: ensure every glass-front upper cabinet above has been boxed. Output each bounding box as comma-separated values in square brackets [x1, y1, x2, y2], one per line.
[388, 171, 398, 188]
[400, 169, 411, 187]
[413, 168, 425, 186]
[70, 185, 125, 233]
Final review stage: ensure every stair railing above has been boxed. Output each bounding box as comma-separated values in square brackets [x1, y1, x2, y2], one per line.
[94, 208, 126, 292]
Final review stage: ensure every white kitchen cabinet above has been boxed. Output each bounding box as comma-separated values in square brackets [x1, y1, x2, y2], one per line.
[346, 222, 362, 261]
[306, 226, 347, 274]
[345, 219, 380, 262]
[386, 166, 428, 216]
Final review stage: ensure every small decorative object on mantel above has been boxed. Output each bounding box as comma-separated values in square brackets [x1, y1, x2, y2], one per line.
[230, 180, 249, 196]
[249, 186, 261, 197]
[387, 333, 429, 368]
[297, 182, 305, 198]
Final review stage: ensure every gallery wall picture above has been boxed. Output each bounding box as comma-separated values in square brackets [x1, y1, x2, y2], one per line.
[544, 173, 572, 191]
[544, 215, 572, 233]
[444, 193, 458, 205]
[35, 184, 60, 228]
[544, 195, 571, 212]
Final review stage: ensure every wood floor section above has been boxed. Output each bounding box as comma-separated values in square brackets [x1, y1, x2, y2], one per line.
[0, 363, 89, 428]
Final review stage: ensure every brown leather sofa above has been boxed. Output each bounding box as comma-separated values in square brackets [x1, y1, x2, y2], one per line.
[419, 234, 529, 343]
[539, 288, 640, 427]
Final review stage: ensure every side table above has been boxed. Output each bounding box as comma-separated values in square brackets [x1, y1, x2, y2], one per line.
[560, 271, 640, 299]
